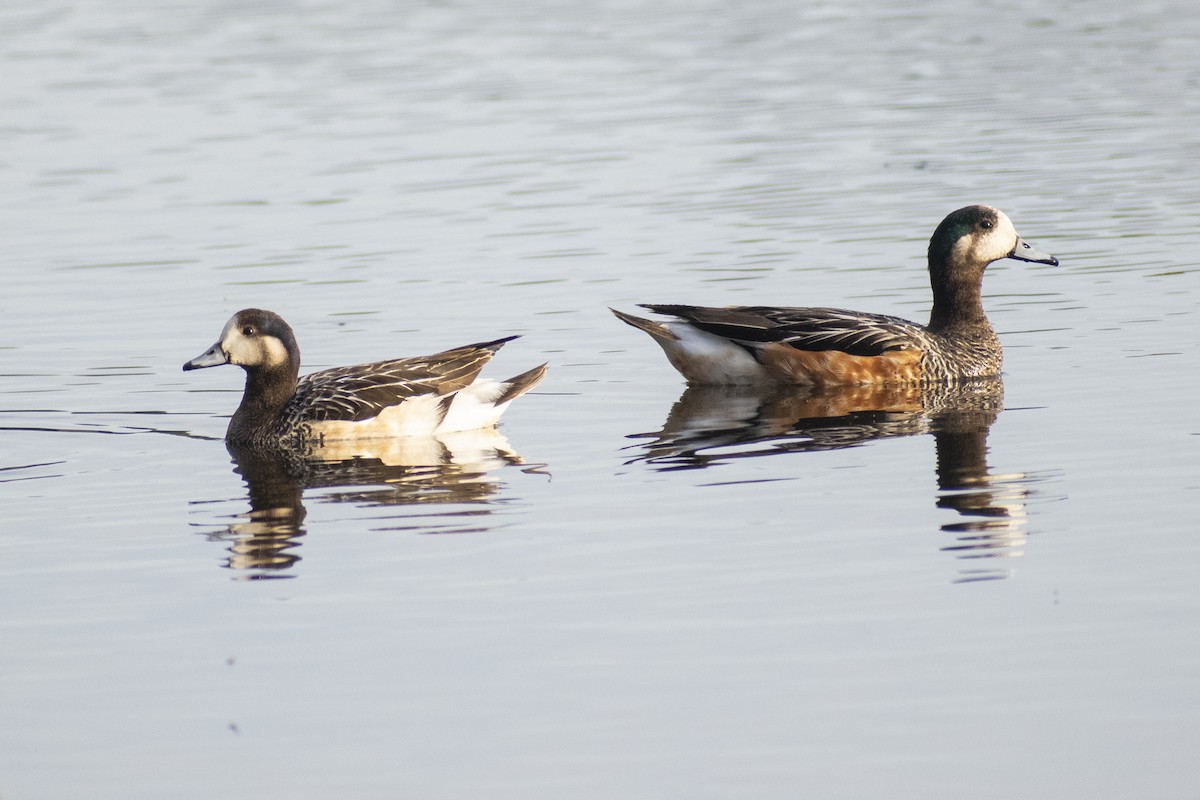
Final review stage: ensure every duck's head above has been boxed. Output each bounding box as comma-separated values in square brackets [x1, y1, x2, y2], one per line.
[183, 308, 300, 376]
[930, 205, 1059, 275]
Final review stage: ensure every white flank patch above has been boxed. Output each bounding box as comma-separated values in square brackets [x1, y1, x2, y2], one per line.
[656, 323, 771, 385]
[438, 379, 512, 433]
[308, 393, 450, 441]
[306, 377, 529, 442]
[305, 376, 527, 442]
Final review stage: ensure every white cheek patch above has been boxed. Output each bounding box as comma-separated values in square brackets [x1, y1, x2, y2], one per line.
[959, 209, 1020, 265]
[988, 211, 1020, 261]
[259, 335, 290, 368]
[221, 330, 255, 366]
[221, 330, 289, 368]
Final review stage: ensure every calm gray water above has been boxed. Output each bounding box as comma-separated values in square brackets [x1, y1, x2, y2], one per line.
[2, 1, 1198, 797]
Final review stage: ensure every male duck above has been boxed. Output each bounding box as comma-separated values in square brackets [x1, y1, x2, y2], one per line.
[612, 205, 1058, 386]
[183, 309, 547, 447]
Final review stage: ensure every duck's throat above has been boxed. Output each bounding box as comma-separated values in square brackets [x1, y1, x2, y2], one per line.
[229, 368, 297, 441]
[928, 273, 990, 334]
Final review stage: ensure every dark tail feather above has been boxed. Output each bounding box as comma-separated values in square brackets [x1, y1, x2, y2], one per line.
[429, 335, 522, 394]
[468, 334, 520, 354]
[610, 308, 678, 342]
[496, 363, 548, 405]
[434, 393, 456, 426]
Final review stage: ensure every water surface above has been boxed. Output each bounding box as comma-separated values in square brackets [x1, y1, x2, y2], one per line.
[2, 1, 1198, 797]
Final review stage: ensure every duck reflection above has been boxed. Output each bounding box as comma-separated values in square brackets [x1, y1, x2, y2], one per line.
[208, 429, 530, 578]
[626, 379, 1043, 582]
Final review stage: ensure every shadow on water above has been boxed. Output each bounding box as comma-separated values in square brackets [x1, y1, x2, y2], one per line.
[624, 379, 1056, 583]
[201, 429, 534, 579]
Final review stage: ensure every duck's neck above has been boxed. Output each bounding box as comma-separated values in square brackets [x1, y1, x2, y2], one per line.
[927, 260, 991, 335]
[228, 364, 299, 443]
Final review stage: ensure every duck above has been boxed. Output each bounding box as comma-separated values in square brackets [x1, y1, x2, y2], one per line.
[183, 308, 547, 448]
[611, 205, 1058, 386]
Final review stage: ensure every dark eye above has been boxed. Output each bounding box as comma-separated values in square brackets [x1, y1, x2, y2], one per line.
[980, 220, 994, 230]
[242, 326, 255, 336]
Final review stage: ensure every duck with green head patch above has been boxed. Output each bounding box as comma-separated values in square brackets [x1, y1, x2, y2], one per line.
[184, 309, 547, 448]
[612, 205, 1058, 386]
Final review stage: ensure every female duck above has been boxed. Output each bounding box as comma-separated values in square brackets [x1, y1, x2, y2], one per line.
[183, 309, 546, 447]
[612, 205, 1058, 385]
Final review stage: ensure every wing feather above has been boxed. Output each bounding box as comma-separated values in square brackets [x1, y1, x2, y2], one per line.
[285, 337, 516, 424]
[639, 304, 921, 357]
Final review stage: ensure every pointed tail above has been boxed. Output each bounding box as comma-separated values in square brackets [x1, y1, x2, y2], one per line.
[610, 307, 679, 342]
